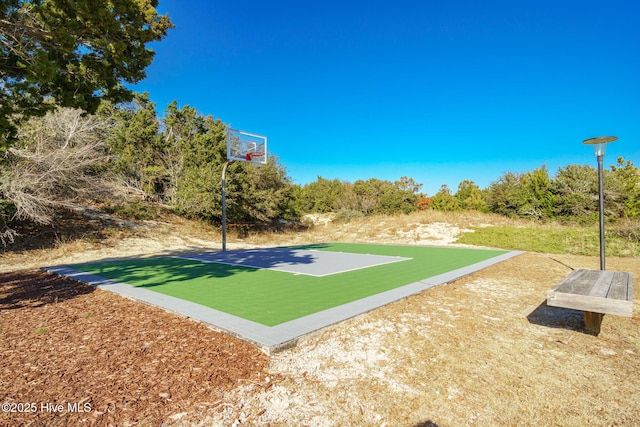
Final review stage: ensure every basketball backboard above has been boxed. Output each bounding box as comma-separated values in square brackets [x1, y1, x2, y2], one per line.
[227, 129, 267, 164]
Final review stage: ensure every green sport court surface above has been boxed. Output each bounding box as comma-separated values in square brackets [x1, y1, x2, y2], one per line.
[45, 243, 522, 352]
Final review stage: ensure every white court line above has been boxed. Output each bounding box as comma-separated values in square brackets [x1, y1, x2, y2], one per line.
[171, 251, 411, 277]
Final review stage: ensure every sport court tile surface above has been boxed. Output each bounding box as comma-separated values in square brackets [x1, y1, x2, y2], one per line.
[45, 243, 523, 353]
[176, 247, 411, 276]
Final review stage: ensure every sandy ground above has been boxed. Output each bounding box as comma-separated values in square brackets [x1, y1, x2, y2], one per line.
[0, 214, 475, 273]
[1, 212, 639, 426]
[203, 252, 640, 427]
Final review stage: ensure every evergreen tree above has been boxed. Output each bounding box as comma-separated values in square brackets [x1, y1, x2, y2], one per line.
[551, 164, 598, 222]
[102, 93, 166, 201]
[0, 0, 173, 144]
[299, 177, 347, 213]
[431, 184, 460, 211]
[455, 180, 487, 212]
[610, 157, 640, 218]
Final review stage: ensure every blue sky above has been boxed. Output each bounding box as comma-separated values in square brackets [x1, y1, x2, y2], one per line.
[133, 0, 639, 195]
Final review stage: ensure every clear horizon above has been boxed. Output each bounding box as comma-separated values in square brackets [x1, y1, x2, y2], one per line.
[133, 0, 640, 195]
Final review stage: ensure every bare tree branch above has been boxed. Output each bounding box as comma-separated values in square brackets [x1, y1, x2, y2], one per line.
[0, 107, 125, 232]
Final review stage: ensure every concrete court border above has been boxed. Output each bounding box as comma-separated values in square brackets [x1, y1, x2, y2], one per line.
[44, 250, 524, 354]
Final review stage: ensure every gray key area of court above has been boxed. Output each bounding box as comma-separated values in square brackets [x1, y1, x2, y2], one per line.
[175, 247, 411, 277]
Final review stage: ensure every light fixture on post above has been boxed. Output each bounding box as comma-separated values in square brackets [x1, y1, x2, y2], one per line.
[582, 136, 617, 270]
[546, 136, 631, 336]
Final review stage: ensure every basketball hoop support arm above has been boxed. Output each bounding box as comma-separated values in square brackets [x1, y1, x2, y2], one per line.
[221, 160, 230, 252]
[222, 128, 266, 252]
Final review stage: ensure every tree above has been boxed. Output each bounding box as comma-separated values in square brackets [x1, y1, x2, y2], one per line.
[162, 101, 223, 207]
[104, 100, 298, 223]
[0, 0, 173, 144]
[551, 164, 598, 222]
[431, 184, 460, 211]
[486, 172, 523, 217]
[519, 166, 555, 220]
[485, 167, 554, 220]
[0, 107, 125, 243]
[163, 103, 227, 218]
[143, 102, 296, 224]
[333, 183, 369, 215]
[416, 195, 432, 210]
[101, 93, 165, 200]
[609, 157, 640, 218]
[395, 176, 423, 194]
[377, 179, 419, 215]
[455, 180, 487, 212]
[299, 177, 347, 213]
[351, 179, 383, 215]
[236, 156, 297, 222]
[334, 177, 422, 215]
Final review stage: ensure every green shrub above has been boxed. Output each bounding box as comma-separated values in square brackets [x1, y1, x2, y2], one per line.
[102, 200, 159, 220]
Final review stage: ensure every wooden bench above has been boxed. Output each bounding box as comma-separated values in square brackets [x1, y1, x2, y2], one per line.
[547, 269, 633, 335]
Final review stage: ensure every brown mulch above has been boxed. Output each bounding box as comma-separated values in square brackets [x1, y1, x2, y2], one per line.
[0, 270, 270, 427]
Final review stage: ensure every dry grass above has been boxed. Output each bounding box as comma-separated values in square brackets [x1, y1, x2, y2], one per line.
[245, 210, 526, 248]
[209, 252, 640, 426]
[2, 210, 639, 426]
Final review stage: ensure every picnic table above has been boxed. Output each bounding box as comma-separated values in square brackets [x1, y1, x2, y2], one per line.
[547, 269, 633, 335]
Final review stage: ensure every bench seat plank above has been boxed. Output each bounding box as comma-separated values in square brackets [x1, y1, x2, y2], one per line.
[589, 271, 615, 298]
[554, 269, 593, 296]
[547, 269, 633, 317]
[608, 272, 633, 301]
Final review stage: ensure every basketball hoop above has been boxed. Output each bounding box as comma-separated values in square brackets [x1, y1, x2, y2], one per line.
[227, 129, 267, 165]
[245, 152, 265, 162]
[222, 128, 268, 252]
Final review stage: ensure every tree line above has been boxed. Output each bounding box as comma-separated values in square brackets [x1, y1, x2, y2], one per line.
[293, 160, 640, 226]
[2, 95, 639, 245]
[292, 176, 423, 222]
[428, 162, 640, 223]
[0, 96, 299, 244]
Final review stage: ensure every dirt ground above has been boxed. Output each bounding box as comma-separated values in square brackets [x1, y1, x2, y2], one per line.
[1, 212, 639, 426]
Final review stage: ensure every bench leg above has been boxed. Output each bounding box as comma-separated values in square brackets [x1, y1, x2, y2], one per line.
[584, 311, 604, 335]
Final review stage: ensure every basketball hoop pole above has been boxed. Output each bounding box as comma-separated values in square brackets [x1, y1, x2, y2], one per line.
[223, 128, 267, 252]
[221, 160, 230, 252]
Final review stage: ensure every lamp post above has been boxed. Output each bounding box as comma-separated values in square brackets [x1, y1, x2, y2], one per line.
[582, 136, 617, 270]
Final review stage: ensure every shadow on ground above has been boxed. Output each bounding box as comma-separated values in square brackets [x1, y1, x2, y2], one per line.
[62, 246, 335, 288]
[0, 211, 112, 254]
[0, 270, 94, 309]
[527, 300, 585, 332]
